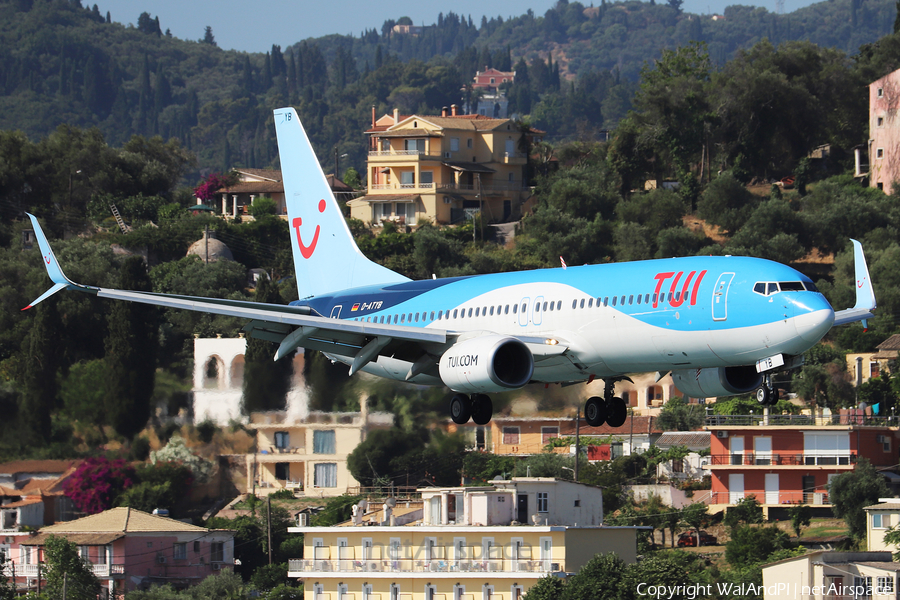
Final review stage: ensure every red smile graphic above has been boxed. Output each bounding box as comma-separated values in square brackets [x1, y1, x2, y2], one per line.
[293, 199, 327, 259]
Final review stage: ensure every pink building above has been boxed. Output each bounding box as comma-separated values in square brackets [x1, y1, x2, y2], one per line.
[4, 507, 234, 596]
[473, 67, 515, 91]
[868, 68, 900, 194]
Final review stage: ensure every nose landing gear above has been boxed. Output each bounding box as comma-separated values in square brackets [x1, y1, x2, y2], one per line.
[449, 393, 494, 425]
[755, 374, 780, 406]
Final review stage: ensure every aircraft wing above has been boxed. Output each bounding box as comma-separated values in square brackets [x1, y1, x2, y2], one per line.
[833, 239, 877, 327]
[24, 213, 449, 372]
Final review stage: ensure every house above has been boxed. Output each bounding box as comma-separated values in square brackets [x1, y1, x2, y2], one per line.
[247, 405, 393, 498]
[846, 334, 900, 389]
[655, 431, 711, 481]
[205, 169, 355, 220]
[3, 507, 235, 596]
[209, 168, 285, 219]
[474, 413, 664, 458]
[705, 411, 899, 518]
[762, 550, 896, 600]
[472, 67, 516, 92]
[864, 498, 900, 552]
[868, 69, 900, 194]
[0, 460, 80, 530]
[287, 478, 646, 600]
[350, 106, 538, 227]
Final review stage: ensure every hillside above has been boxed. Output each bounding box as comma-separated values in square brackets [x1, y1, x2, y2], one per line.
[0, 0, 894, 178]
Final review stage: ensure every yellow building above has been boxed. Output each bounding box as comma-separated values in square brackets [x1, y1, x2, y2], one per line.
[248, 408, 393, 498]
[288, 478, 644, 600]
[864, 498, 900, 552]
[350, 107, 536, 227]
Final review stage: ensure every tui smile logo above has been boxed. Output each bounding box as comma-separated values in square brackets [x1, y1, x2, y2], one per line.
[292, 199, 327, 259]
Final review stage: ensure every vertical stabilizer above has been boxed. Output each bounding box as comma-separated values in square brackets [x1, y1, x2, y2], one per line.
[273, 107, 409, 298]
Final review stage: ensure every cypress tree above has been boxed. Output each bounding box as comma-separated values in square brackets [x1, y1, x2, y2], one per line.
[103, 257, 158, 439]
[242, 275, 293, 414]
[20, 300, 62, 443]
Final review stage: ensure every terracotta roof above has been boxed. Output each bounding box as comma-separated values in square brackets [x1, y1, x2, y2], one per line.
[395, 115, 510, 131]
[40, 507, 209, 534]
[21, 533, 125, 546]
[1, 497, 44, 509]
[855, 562, 900, 571]
[0, 460, 78, 476]
[234, 168, 281, 182]
[215, 181, 284, 194]
[656, 432, 711, 451]
[864, 502, 900, 510]
[877, 334, 900, 351]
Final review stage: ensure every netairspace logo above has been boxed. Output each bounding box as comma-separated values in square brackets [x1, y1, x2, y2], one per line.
[636, 582, 866, 599]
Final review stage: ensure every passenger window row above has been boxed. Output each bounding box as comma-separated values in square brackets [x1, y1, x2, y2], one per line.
[348, 289, 692, 325]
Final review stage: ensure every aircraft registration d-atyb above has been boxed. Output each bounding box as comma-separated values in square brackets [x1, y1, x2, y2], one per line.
[25, 107, 877, 428]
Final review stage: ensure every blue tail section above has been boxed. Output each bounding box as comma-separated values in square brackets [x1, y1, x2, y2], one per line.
[273, 107, 409, 298]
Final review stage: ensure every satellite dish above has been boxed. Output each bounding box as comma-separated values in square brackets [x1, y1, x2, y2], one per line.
[385, 498, 397, 508]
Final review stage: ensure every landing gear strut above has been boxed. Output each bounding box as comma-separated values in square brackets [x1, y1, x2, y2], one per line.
[755, 374, 780, 406]
[585, 379, 628, 428]
[450, 393, 494, 425]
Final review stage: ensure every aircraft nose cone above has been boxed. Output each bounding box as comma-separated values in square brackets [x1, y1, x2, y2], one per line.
[793, 296, 835, 345]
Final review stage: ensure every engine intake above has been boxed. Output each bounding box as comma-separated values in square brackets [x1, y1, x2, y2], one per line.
[439, 335, 534, 393]
[671, 365, 762, 398]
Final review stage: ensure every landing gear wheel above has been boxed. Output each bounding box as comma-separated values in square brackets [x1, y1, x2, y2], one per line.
[755, 386, 770, 406]
[606, 397, 628, 428]
[767, 387, 780, 406]
[585, 396, 607, 427]
[450, 394, 472, 425]
[471, 394, 493, 425]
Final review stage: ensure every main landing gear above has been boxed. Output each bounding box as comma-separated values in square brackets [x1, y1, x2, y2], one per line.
[755, 374, 780, 406]
[584, 379, 628, 428]
[450, 393, 494, 425]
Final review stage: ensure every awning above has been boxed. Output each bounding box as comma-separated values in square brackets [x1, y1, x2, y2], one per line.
[442, 161, 496, 174]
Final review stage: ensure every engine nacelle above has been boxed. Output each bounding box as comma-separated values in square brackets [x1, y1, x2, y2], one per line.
[439, 335, 534, 394]
[671, 365, 762, 398]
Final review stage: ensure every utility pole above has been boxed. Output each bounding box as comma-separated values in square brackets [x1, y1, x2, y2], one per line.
[267, 495, 273, 565]
[574, 408, 580, 483]
[62, 572, 67, 600]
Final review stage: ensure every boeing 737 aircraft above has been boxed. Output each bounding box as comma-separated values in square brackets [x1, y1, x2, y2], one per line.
[24, 107, 877, 429]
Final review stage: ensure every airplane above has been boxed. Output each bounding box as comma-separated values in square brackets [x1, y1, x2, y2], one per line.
[24, 106, 876, 429]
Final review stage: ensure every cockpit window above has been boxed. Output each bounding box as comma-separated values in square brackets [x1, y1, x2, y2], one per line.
[780, 281, 805, 292]
[755, 280, 818, 296]
[803, 282, 818, 292]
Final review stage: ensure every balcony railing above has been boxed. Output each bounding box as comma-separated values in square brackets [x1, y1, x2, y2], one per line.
[708, 453, 856, 466]
[706, 491, 830, 505]
[288, 557, 563, 575]
[706, 413, 900, 427]
[368, 150, 443, 158]
[4, 564, 124, 578]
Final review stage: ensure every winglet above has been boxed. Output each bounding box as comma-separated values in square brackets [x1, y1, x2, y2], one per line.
[22, 213, 78, 310]
[833, 239, 877, 327]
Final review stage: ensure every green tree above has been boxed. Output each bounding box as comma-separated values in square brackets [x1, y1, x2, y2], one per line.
[724, 496, 764, 530]
[18, 300, 63, 443]
[0, 553, 14, 600]
[103, 256, 158, 438]
[829, 458, 890, 539]
[657, 396, 704, 431]
[42, 535, 102, 600]
[560, 552, 625, 600]
[725, 525, 792, 567]
[242, 275, 293, 413]
[789, 504, 812, 538]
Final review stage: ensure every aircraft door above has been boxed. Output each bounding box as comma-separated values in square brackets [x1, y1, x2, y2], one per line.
[330, 305, 342, 319]
[712, 273, 735, 321]
[533, 296, 544, 326]
[518, 297, 530, 327]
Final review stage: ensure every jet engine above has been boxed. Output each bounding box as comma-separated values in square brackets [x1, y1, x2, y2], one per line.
[670, 365, 762, 398]
[439, 335, 534, 393]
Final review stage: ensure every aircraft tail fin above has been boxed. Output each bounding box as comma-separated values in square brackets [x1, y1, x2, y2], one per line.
[273, 107, 409, 298]
[833, 239, 877, 327]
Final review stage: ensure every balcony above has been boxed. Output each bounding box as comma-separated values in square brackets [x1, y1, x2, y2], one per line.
[368, 150, 443, 159]
[288, 557, 562, 575]
[4, 564, 124, 578]
[707, 491, 830, 505]
[708, 453, 856, 467]
[706, 413, 900, 427]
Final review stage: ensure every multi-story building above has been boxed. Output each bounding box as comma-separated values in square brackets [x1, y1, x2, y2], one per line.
[350, 106, 536, 227]
[248, 406, 392, 497]
[847, 334, 900, 388]
[287, 478, 645, 600]
[472, 67, 516, 92]
[3, 507, 235, 596]
[706, 412, 898, 517]
[763, 550, 897, 600]
[868, 68, 900, 194]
